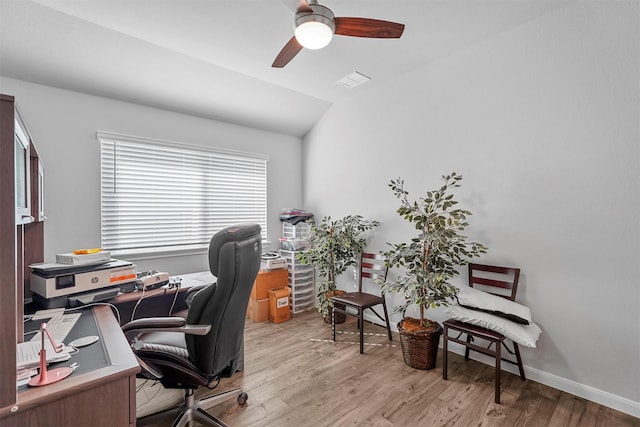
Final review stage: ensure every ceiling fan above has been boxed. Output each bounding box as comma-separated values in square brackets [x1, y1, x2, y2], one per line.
[272, 0, 405, 68]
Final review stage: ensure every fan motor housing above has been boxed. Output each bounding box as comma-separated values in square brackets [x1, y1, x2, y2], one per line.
[295, 4, 335, 33]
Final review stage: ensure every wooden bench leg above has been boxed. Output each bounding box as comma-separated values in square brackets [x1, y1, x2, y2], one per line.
[382, 300, 392, 341]
[514, 342, 526, 381]
[464, 334, 472, 360]
[332, 307, 336, 342]
[443, 325, 449, 380]
[495, 339, 501, 404]
[359, 310, 364, 354]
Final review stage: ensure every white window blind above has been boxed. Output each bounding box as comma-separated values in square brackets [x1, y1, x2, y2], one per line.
[98, 132, 268, 253]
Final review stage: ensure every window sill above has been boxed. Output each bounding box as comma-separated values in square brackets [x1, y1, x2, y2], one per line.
[110, 240, 271, 262]
[111, 244, 208, 261]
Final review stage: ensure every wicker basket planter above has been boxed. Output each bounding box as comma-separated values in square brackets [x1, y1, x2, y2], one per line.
[323, 290, 347, 324]
[397, 318, 443, 370]
[323, 301, 347, 324]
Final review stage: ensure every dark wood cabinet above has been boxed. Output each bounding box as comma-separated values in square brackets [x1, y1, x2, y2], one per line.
[0, 94, 46, 410]
[0, 94, 19, 410]
[0, 95, 139, 425]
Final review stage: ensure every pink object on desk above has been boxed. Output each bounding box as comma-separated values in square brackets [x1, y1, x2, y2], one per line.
[28, 323, 73, 387]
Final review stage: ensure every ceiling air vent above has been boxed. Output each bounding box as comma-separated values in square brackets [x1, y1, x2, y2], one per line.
[336, 71, 371, 89]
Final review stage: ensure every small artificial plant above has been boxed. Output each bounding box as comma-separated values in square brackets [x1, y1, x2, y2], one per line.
[297, 215, 379, 317]
[381, 172, 487, 329]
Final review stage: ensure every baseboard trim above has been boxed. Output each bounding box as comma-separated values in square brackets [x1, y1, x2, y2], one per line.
[444, 342, 640, 419]
[361, 313, 639, 418]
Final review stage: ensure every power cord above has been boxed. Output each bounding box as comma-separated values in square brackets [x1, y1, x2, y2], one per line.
[167, 277, 182, 316]
[206, 376, 221, 390]
[136, 379, 164, 412]
[65, 302, 122, 325]
[130, 270, 163, 322]
[130, 285, 148, 323]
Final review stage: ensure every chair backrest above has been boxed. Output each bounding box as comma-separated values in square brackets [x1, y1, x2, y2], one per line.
[467, 263, 520, 301]
[185, 223, 262, 377]
[358, 252, 387, 293]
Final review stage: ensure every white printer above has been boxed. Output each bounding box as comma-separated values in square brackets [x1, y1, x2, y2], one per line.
[30, 259, 136, 308]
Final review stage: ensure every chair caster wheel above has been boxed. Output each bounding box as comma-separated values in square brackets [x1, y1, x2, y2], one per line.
[237, 392, 248, 405]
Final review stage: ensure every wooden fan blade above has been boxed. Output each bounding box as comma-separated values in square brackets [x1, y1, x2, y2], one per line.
[272, 36, 303, 68]
[334, 17, 405, 38]
[280, 0, 312, 14]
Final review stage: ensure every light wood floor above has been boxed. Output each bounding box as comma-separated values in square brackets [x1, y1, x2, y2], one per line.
[137, 309, 639, 427]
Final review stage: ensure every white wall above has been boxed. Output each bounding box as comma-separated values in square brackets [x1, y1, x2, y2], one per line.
[0, 77, 303, 274]
[302, 0, 639, 416]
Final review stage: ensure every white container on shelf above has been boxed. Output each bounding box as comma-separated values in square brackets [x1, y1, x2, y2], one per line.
[279, 248, 315, 314]
[290, 293, 314, 313]
[281, 221, 312, 239]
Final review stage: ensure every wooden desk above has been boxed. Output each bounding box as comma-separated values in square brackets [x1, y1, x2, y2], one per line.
[111, 271, 216, 325]
[111, 285, 191, 325]
[0, 306, 140, 427]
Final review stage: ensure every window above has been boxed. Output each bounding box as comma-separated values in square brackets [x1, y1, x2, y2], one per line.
[99, 132, 268, 255]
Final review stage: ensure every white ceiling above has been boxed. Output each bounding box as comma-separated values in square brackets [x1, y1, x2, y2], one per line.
[0, 0, 573, 137]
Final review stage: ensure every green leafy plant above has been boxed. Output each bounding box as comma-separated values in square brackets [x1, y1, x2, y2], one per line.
[297, 215, 379, 317]
[381, 172, 487, 328]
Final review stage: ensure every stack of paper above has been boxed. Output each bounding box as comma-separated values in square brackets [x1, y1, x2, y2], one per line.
[16, 340, 73, 370]
[56, 250, 111, 265]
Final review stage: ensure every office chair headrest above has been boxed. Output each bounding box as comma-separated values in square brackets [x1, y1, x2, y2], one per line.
[208, 223, 262, 277]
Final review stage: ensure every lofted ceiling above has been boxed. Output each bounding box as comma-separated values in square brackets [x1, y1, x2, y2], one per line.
[0, 0, 572, 137]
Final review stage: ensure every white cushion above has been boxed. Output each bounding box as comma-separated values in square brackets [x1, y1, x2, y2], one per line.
[457, 286, 532, 324]
[444, 305, 541, 348]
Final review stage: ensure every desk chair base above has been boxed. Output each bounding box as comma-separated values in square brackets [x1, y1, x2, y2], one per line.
[170, 387, 247, 427]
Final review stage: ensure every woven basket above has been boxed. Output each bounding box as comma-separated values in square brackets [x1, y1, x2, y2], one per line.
[322, 290, 347, 324]
[323, 301, 347, 324]
[397, 319, 443, 370]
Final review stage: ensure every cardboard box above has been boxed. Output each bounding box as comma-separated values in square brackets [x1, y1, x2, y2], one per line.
[251, 268, 288, 300]
[248, 298, 269, 323]
[268, 287, 291, 324]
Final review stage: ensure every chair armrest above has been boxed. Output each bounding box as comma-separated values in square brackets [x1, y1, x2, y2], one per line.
[121, 316, 211, 336]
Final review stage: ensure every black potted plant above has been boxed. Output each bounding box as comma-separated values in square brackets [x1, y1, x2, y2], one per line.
[381, 172, 487, 369]
[297, 215, 379, 322]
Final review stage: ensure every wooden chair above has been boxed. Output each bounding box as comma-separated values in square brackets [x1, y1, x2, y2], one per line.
[331, 252, 392, 354]
[442, 263, 525, 404]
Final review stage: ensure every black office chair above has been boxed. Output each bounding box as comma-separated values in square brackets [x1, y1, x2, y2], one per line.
[442, 263, 525, 404]
[122, 223, 262, 427]
[331, 252, 393, 354]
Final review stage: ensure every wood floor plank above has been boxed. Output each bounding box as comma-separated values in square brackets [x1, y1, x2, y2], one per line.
[137, 310, 639, 427]
[548, 392, 591, 427]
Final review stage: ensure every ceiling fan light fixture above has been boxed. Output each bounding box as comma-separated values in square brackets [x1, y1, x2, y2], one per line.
[272, 0, 405, 68]
[294, 4, 335, 50]
[295, 21, 333, 49]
